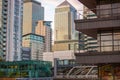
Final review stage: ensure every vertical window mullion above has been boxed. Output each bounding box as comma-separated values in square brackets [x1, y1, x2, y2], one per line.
[112, 29, 114, 51]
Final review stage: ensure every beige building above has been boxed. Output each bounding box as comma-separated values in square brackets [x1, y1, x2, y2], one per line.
[22, 33, 44, 60]
[52, 40, 78, 51]
[22, 0, 46, 60]
[23, 0, 44, 35]
[53, 0, 78, 51]
[36, 20, 52, 52]
[36, 21, 46, 36]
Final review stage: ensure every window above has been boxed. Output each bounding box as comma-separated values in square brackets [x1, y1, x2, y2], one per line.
[98, 29, 120, 52]
[101, 35, 112, 41]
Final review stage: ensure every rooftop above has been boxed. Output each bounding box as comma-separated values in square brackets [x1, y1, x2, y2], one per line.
[57, 0, 74, 8]
[24, 0, 41, 5]
[22, 33, 44, 38]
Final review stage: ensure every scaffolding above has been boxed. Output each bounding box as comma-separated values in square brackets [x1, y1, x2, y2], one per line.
[0, 60, 52, 78]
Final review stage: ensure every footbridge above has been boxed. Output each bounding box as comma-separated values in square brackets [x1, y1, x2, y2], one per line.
[54, 65, 98, 80]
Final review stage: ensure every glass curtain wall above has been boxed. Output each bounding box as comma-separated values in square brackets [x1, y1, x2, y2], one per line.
[98, 29, 120, 52]
[96, 0, 120, 18]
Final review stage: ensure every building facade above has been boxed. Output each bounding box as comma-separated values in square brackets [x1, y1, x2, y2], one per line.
[22, 33, 44, 60]
[54, 0, 77, 41]
[43, 50, 75, 66]
[22, 0, 45, 60]
[83, 6, 98, 52]
[36, 20, 52, 52]
[75, 0, 120, 80]
[22, 47, 31, 60]
[53, 0, 78, 51]
[0, 0, 23, 61]
[23, 0, 44, 35]
[52, 40, 78, 51]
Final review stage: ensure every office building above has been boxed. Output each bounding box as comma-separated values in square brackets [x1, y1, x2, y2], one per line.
[22, 47, 31, 60]
[75, 0, 120, 79]
[22, 33, 44, 60]
[23, 0, 44, 35]
[43, 50, 75, 66]
[53, 0, 78, 51]
[22, 0, 45, 60]
[36, 20, 52, 52]
[0, 0, 23, 61]
[54, 0, 77, 41]
[83, 6, 97, 19]
[52, 40, 78, 51]
[83, 6, 98, 52]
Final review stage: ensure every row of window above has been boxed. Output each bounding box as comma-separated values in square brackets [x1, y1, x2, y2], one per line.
[98, 30, 120, 52]
[23, 35, 44, 41]
[97, 0, 120, 5]
[97, 2, 120, 18]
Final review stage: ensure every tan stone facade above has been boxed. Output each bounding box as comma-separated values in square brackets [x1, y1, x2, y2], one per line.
[52, 40, 78, 51]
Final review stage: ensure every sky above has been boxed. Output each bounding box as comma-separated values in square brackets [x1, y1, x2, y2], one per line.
[36, 0, 83, 25]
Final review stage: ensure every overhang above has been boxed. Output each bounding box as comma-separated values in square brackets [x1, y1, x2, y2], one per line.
[75, 16, 120, 38]
[75, 51, 120, 64]
[78, 0, 96, 10]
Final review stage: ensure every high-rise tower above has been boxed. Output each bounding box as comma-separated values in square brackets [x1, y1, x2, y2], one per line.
[23, 0, 44, 35]
[53, 0, 78, 51]
[54, 0, 77, 41]
[0, 0, 23, 61]
[35, 20, 52, 52]
[22, 0, 45, 60]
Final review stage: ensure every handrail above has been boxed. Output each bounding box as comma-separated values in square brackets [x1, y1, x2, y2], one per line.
[77, 6, 120, 19]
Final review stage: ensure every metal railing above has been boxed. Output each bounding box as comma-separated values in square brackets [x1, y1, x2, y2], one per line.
[54, 65, 99, 80]
[54, 75, 98, 80]
[78, 6, 120, 20]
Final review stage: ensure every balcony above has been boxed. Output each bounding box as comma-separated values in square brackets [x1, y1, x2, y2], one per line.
[74, 43, 120, 64]
[75, 7, 120, 38]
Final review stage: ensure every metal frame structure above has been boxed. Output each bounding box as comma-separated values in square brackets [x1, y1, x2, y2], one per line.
[0, 60, 52, 78]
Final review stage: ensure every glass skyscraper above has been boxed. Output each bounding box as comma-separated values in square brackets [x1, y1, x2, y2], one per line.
[0, 0, 23, 61]
[23, 0, 44, 35]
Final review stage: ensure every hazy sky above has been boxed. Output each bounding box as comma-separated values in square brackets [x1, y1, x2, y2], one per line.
[36, 0, 83, 21]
